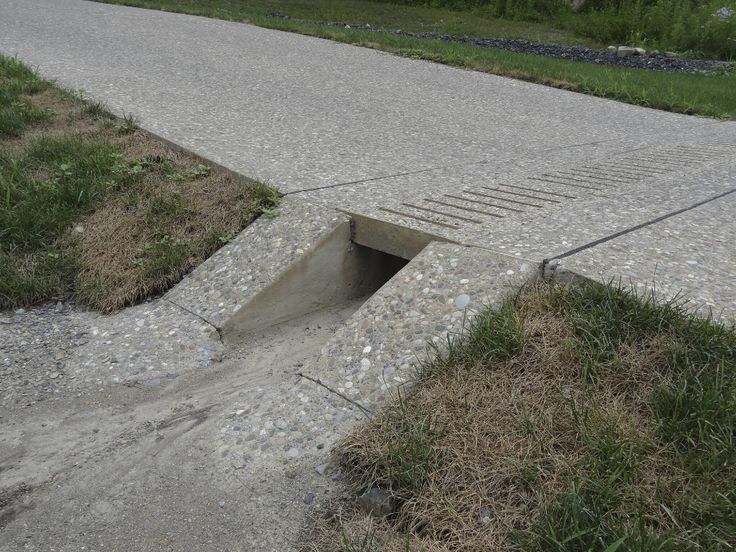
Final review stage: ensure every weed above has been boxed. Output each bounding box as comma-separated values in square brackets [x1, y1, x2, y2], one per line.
[164, 162, 211, 181]
[246, 184, 281, 220]
[117, 112, 138, 133]
[84, 100, 115, 119]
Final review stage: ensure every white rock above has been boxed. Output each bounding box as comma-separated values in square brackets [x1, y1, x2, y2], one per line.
[617, 46, 636, 58]
[455, 294, 470, 309]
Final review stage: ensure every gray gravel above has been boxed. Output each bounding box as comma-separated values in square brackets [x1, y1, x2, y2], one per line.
[268, 11, 735, 74]
[0, 304, 88, 409]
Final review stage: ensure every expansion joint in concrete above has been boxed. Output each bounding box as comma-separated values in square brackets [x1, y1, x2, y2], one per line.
[546, 187, 736, 263]
[163, 298, 223, 344]
[297, 372, 374, 419]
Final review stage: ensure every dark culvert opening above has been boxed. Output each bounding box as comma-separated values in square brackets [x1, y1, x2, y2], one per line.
[221, 219, 409, 342]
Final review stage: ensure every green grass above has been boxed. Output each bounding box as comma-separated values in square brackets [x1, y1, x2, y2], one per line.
[0, 54, 278, 311]
[1, 136, 121, 251]
[0, 57, 51, 136]
[378, 0, 736, 60]
[328, 281, 736, 551]
[93, 0, 736, 119]
[96, 0, 601, 46]
[525, 283, 736, 551]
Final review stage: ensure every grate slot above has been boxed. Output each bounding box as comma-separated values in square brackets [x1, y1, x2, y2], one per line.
[378, 207, 460, 229]
[402, 202, 481, 224]
[425, 198, 504, 218]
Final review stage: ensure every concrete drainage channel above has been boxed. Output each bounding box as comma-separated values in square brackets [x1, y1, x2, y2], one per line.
[0, 196, 538, 551]
[221, 217, 408, 344]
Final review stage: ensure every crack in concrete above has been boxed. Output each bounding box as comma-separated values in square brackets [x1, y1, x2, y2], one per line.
[297, 372, 373, 419]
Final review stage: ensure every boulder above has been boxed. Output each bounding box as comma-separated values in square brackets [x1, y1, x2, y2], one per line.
[617, 46, 637, 58]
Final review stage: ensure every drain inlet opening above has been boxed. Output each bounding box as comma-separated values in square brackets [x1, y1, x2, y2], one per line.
[221, 219, 409, 342]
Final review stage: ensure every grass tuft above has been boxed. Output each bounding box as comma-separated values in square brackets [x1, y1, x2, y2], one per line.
[0, 56, 51, 136]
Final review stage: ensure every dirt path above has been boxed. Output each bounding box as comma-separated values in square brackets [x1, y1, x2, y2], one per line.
[0, 301, 363, 551]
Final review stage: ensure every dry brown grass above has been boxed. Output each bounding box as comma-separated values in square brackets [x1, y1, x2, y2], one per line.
[74, 130, 268, 311]
[2, 76, 276, 311]
[305, 509, 452, 552]
[306, 283, 736, 551]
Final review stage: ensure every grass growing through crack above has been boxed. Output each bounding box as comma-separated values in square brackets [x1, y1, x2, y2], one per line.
[94, 0, 736, 118]
[0, 54, 278, 311]
[310, 281, 736, 552]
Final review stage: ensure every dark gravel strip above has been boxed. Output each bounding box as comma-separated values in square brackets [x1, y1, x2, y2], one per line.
[268, 12, 735, 75]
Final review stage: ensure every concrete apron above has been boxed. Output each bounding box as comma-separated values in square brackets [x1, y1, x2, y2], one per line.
[4, 163, 734, 552]
[172, 198, 541, 547]
[0, 194, 539, 552]
[142, 166, 734, 549]
[3, 172, 734, 550]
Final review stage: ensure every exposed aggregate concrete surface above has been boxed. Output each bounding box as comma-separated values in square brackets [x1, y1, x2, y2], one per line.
[1, 1, 735, 551]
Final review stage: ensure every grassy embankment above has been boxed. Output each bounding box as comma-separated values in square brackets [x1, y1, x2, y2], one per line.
[311, 281, 736, 551]
[0, 55, 278, 311]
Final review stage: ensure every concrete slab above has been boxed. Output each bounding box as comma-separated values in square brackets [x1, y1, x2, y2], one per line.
[552, 192, 736, 321]
[305, 143, 736, 260]
[2, 1, 736, 550]
[214, 243, 540, 537]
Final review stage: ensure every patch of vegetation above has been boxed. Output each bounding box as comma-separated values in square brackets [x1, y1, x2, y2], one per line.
[117, 112, 138, 133]
[377, 0, 736, 60]
[0, 54, 278, 312]
[312, 281, 736, 551]
[0, 57, 51, 136]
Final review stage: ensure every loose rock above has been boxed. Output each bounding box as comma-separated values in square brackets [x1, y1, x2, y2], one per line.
[357, 488, 395, 518]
